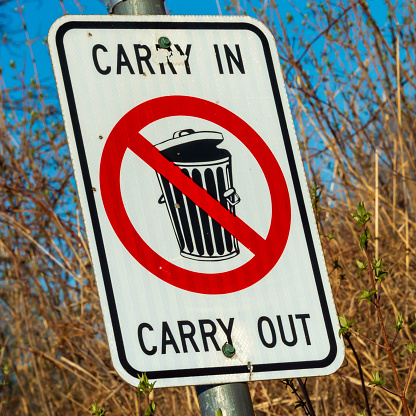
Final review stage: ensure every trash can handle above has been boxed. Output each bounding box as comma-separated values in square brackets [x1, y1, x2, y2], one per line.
[223, 188, 241, 206]
[173, 129, 195, 139]
[158, 195, 166, 204]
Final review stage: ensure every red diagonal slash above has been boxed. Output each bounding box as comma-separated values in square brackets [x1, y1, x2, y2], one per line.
[100, 96, 291, 294]
[128, 134, 267, 255]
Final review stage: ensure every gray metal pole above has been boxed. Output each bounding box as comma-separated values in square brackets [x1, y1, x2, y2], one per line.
[106, 0, 165, 15]
[197, 384, 255, 416]
[104, 2, 255, 415]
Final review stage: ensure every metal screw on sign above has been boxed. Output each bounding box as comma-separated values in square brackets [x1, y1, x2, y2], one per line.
[158, 36, 171, 49]
[222, 343, 236, 358]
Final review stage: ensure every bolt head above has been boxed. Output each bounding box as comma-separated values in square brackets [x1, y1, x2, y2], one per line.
[222, 343, 235, 358]
[158, 36, 171, 49]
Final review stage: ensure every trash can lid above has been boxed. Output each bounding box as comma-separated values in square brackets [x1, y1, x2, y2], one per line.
[155, 129, 230, 163]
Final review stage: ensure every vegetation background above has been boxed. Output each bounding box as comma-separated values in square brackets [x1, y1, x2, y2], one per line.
[1, 0, 415, 415]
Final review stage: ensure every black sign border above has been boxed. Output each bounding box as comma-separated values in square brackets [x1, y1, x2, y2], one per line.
[54, 19, 339, 381]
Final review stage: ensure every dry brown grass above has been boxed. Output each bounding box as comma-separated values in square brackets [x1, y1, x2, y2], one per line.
[1, 0, 416, 415]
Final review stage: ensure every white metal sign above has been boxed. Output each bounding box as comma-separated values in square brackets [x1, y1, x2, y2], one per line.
[49, 15, 344, 388]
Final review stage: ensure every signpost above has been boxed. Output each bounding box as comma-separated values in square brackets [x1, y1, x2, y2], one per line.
[49, 13, 344, 396]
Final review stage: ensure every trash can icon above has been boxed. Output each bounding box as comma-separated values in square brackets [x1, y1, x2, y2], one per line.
[155, 129, 240, 261]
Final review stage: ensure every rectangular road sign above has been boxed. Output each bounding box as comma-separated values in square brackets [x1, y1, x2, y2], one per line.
[49, 15, 344, 388]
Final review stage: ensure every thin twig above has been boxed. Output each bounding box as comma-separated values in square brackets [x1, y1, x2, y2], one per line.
[404, 353, 415, 394]
[380, 386, 401, 398]
[345, 335, 372, 416]
[362, 225, 411, 416]
[293, 3, 358, 68]
[389, 331, 399, 349]
[351, 331, 386, 350]
[297, 378, 316, 416]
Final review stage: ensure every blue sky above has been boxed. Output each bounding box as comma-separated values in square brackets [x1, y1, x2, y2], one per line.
[1, 0, 230, 89]
[1, 0, 386, 111]
[2, 0, 386, 86]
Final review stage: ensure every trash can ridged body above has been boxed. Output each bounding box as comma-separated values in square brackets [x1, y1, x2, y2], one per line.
[156, 129, 240, 261]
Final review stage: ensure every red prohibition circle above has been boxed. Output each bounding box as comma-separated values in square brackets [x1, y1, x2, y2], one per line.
[100, 96, 291, 295]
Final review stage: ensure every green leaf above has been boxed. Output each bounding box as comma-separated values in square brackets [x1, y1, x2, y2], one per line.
[89, 401, 107, 416]
[394, 313, 404, 333]
[359, 229, 371, 250]
[372, 258, 388, 283]
[356, 259, 365, 269]
[286, 12, 293, 23]
[369, 371, 385, 387]
[357, 287, 378, 304]
[338, 314, 356, 337]
[137, 373, 156, 397]
[356, 260, 368, 276]
[2, 362, 9, 375]
[326, 231, 336, 240]
[405, 343, 416, 354]
[357, 202, 366, 217]
[216, 410, 223, 416]
[351, 201, 371, 226]
[145, 401, 156, 416]
[409, 313, 416, 328]
[357, 410, 366, 416]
